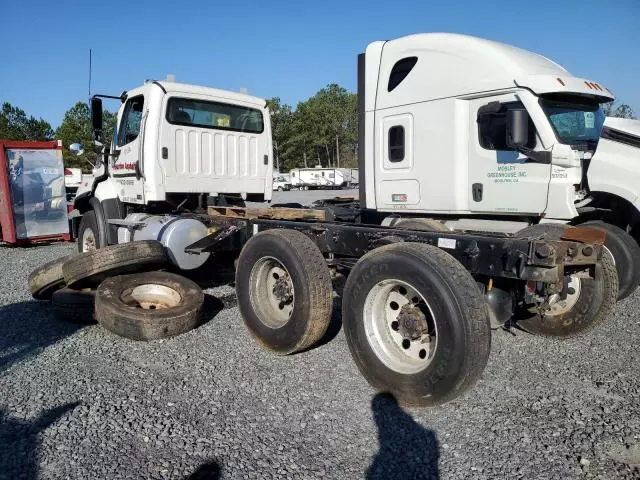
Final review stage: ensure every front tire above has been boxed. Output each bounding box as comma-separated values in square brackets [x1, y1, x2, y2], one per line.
[342, 243, 491, 407]
[515, 224, 618, 336]
[578, 220, 640, 300]
[78, 211, 101, 253]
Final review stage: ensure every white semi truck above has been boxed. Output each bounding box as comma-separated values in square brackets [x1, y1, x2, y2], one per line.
[70, 34, 619, 406]
[357, 33, 640, 300]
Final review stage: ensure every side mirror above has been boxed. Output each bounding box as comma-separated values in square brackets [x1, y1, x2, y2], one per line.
[90, 97, 104, 140]
[506, 109, 530, 150]
[69, 143, 84, 156]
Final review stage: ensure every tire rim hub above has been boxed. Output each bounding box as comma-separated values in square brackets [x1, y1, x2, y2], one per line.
[249, 257, 295, 328]
[363, 279, 438, 374]
[82, 227, 96, 252]
[122, 284, 182, 310]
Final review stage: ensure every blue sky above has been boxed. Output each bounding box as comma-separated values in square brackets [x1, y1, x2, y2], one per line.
[1, 0, 638, 128]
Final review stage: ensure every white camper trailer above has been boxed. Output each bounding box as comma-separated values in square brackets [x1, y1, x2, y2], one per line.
[289, 167, 353, 189]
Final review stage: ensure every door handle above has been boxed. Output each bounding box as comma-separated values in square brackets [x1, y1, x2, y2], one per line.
[472, 183, 483, 202]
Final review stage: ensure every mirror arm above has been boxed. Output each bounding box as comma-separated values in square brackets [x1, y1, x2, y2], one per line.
[517, 146, 552, 164]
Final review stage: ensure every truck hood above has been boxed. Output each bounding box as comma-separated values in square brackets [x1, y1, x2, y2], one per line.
[601, 117, 640, 141]
[587, 118, 640, 209]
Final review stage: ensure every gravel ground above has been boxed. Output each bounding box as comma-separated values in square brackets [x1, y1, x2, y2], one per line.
[1, 191, 640, 479]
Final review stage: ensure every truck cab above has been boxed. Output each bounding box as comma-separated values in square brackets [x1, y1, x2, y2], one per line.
[74, 80, 273, 250]
[359, 33, 640, 297]
[359, 33, 616, 219]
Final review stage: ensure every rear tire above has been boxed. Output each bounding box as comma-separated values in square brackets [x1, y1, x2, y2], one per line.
[95, 271, 204, 341]
[578, 220, 640, 300]
[235, 229, 333, 354]
[342, 242, 491, 407]
[515, 224, 618, 336]
[393, 217, 449, 232]
[63, 240, 167, 288]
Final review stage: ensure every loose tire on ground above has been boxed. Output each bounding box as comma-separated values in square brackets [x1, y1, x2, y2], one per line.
[342, 242, 492, 407]
[392, 217, 449, 232]
[52, 288, 96, 324]
[95, 271, 204, 341]
[63, 240, 167, 288]
[515, 224, 618, 337]
[78, 210, 101, 253]
[28, 255, 72, 300]
[578, 220, 640, 300]
[235, 229, 333, 355]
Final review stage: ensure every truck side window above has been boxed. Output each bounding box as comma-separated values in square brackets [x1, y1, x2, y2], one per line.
[389, 126, 405, 162]
[118, 96, 144, 146]
[388, 57, 418, 92]
[477, 101, 535, 150]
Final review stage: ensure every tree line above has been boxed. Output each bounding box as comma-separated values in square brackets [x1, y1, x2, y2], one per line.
[0, 94, 637, 173]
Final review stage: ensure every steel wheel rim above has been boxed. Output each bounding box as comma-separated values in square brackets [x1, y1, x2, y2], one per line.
[363, 279, 438, 374]
[81, 227, 96, 252]
[603, 245, 615, 266]
[249, 256, 295, 328]
[122, 284, 182, 310]
[547, 275, 582, 315]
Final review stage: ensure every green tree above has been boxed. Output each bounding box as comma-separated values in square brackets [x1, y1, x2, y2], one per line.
[602, 102, 636, 119]
[266, 97, 294, 172]
[56, 102, 117, 171]
[0, 102, 54, 141]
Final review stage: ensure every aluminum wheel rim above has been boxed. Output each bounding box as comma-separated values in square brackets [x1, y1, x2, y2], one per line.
[121, 284, 182, 310]
[249, 256, 295, 328]
[547, 275, 582, 315]
[363, 279, 438, 375]
[81, 227, 96, 252]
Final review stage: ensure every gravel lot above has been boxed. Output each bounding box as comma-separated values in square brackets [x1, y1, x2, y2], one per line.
[1, 190, 640, 479]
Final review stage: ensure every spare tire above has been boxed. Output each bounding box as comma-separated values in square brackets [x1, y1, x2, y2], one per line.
[28, 255, 72, 300]
[95, 271, 204, 341]
[63, 241, 166, 288]
[52, 288, 96, 324]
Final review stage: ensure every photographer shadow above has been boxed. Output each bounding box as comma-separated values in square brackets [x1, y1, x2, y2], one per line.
[367, 392, 440, 480]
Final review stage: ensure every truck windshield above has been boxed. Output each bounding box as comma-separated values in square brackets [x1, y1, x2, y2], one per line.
[540, 97, 605, 146]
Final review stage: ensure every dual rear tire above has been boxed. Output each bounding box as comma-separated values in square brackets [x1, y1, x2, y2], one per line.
[235, 230, 491, 407]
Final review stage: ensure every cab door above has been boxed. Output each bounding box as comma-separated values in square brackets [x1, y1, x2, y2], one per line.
[468, 94, 551, 214]
[111, 94, 145, 204]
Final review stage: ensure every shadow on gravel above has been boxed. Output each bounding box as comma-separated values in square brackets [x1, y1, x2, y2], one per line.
[185, 459, 221, 479]
[0, 401, 80, 480]
[0, 301, 85, 373]
[199, 294, 232, 327]
[367, 393, 440, 480]
[178, 256, 236, 290]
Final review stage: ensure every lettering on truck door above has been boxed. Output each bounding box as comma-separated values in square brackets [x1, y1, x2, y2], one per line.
[112, 94, 145, 204]
[467, 94, 551, 214]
